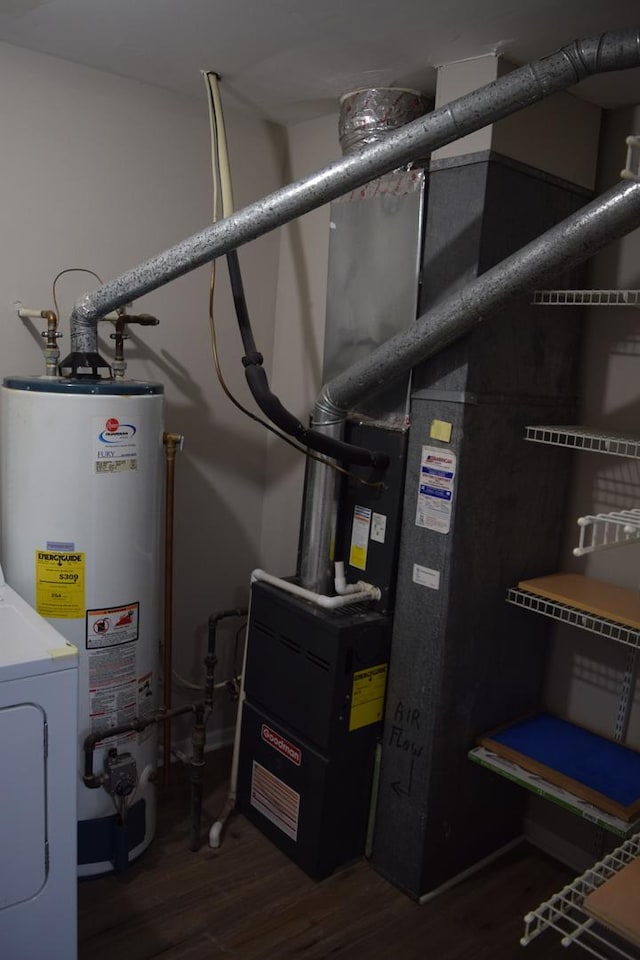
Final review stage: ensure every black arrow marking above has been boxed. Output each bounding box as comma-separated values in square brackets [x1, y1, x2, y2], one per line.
[391, 757, 415, 798]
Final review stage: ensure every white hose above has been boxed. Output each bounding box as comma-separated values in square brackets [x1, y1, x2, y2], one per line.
[206, 72, 234, 218]
[209, 594, 251, 849]
[203, 71, 245, 851]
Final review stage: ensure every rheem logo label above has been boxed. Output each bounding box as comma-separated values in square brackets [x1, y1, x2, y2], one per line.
[261, 724, 302, 765]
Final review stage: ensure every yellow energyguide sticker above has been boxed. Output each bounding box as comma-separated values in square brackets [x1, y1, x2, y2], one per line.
[35, 549, 85, 619]
[349, 662, 388, 731]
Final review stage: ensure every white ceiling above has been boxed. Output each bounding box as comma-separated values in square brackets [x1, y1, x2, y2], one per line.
[0, 0, 639, 124]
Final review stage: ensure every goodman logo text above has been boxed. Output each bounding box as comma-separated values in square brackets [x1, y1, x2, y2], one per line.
[261, 724, 302, 765]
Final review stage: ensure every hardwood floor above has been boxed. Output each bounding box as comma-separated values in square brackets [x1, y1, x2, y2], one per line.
[78, 750, 575, 959]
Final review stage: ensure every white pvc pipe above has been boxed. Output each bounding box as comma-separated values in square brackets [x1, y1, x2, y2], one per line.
[16, 307, 48, 320]
[251, 568, 381, 607]
[334, 560, 365, 596]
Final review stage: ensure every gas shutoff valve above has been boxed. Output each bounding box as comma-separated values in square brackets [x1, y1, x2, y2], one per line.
[104, 748, 137, 798]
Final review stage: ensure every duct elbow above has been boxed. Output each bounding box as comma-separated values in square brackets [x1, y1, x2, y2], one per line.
[313, 383, 347, 426]
[570, 27, 640, 80]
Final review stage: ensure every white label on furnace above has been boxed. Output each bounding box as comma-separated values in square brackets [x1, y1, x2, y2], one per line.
[413, 564, 440, 590]
[93, 415, 138, 474]
[415, 446, 456, 534]
[349, 505, 372, 571]
[371, 512, 387, 544]
[251, 761, 300, 841]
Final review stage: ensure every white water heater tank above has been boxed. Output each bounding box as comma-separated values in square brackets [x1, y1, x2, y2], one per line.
[0, 376, 164, 877]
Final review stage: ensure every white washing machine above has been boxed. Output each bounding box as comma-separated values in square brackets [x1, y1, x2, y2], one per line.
[0, 564, 78, 960]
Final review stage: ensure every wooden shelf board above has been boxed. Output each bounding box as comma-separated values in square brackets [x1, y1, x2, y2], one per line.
[517, 573, 640, 631]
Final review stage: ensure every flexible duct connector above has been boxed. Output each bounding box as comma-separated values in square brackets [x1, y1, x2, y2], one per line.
[68, 27, 640, 356]
[313, 386, 347, 427]
[338, 88, 426, 155]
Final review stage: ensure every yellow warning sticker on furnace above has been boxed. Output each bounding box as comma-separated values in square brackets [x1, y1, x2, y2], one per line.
[349, 662, 388, 731]
[35, 550, 85, 619]
[349, 505, 372, 571]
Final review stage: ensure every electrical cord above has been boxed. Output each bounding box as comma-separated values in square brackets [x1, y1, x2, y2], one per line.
[52, 267, 104, 321]
[202, 72, 385, 486]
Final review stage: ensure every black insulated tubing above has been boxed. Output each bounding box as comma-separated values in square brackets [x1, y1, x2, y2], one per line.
[227, 251, 260, 362]
[225, 251, 389, 470]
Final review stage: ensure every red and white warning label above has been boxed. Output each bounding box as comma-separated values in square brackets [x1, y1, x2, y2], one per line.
[251, 761, 300, 841]
[86, 602, 139, 649]
[88, 641, 137, 740]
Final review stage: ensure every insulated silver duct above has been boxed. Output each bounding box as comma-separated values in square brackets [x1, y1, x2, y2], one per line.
[70, 27, 640, 355]
[338, 88, 426, 154]
[300, 179, 640, 592]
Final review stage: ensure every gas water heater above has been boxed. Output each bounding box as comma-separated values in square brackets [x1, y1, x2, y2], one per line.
[0, 376, 164, 876]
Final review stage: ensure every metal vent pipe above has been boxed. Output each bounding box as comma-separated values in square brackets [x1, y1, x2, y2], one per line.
[338, 88, 426, 154]
[300, 178, 640, 591]
[324, 180, 640, 414]
[70, 27, 640, 354]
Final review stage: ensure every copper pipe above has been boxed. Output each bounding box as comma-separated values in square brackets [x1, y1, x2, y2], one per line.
[162, 432, 183, 786]
[41, 310, 59, 349]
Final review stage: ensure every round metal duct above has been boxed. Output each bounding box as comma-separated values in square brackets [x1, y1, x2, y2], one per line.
[338, 88, 426, 155]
